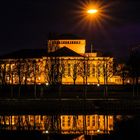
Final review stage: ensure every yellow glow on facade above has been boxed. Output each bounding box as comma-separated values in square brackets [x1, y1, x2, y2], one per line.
[48, 39, 86, 54]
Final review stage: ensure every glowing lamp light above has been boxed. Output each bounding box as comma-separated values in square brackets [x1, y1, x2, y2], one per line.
[87, 9, 98, 14]
[46, 83, 49, 86]
[42, 130, 49, 134]
[97, 84, 100, 87]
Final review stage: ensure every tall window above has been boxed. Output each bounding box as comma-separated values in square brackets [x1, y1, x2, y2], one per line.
[92, 116, 95, 126]
[68, 64, 71, 76]
[68, 116, 71, 127]
[87, 64, 90, 76]
[92, 64, 95, 77]
[73, 64, 77, 74]
[87, 116, 90, 126]
[62, 116, 65, 127]
[61, 64, 65, 77]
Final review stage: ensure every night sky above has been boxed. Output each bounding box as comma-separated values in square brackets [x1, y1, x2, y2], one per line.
[0, 0, 140, 61]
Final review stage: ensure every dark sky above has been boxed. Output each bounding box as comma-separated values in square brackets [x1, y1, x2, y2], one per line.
[0, 0, 140, 61]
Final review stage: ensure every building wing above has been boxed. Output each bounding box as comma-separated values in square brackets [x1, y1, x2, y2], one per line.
[0, 49, 47, 59]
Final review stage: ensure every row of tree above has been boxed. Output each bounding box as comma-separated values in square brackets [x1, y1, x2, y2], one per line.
[0, 56, 114, 85]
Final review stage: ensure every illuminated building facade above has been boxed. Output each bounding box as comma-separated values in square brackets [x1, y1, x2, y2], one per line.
[0, 34, 122, 85]
[48, 35, 86, 54]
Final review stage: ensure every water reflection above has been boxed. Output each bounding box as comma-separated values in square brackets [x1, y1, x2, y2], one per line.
[0, 114, 114, 135]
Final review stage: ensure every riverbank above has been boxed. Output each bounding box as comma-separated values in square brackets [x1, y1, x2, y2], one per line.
[0, 84, 139, 115]
[0, 84, 139, 98]
[0, 98, 140, 115]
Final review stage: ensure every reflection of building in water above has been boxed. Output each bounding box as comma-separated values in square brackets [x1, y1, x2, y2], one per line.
[0, 114, 113, 135]
[0, 34, 122, 85]
[61, 115, 113, 135]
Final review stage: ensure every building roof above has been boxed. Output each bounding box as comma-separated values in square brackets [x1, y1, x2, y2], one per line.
[0, 49, 47, 59]
[48, 47, 83, 57]
[48, 33, 84, 40]
[58, 34, 84, 40]
[0, 47, 83, 59]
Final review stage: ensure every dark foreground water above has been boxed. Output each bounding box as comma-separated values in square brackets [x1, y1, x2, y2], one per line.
[0, 113, 139, 140]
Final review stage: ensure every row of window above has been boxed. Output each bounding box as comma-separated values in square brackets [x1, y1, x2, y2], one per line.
[51, 41, 81, 44]
[65, 64, 96, 77]
[3, 64, 104, 78]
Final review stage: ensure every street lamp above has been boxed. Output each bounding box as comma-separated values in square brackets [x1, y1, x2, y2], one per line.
[86, 7, 99, 20]
[87, 9, 98, 14]
[73, 0, 111, 29]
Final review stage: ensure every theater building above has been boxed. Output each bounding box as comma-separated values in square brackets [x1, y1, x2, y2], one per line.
[0, 34, 122, 85]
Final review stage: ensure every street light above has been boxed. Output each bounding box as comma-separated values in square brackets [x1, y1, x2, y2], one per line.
[85, 7, 99, 53]
[86, 7, 99, 20]
[74, 0, 112, 29]
[72, 1, 107, 32]
[87, 9, 98, 14]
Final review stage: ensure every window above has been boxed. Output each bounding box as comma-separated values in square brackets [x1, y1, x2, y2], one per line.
[62, 117, 65, 127]
[68, 116, 71, 126]
[87, 64, 90, 76]
[61, 64, 65, 77]
[57, 41, 60, 44]
[92, 116, 95, 126]
[68, 64, 71, 76]
[87, 116, 90, 126]
[73, 64, 77, 73]
[92, 64, 95, 77]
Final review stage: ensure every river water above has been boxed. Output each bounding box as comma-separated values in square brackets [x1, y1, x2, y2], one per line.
[0, 113, 139, 140]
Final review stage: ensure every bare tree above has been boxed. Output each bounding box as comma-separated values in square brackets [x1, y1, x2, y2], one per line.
[101, 58, 114, 96]
[71, 59, 81, 85]
[0, 60, 6, 85]
[102, 58, 114, 85]
[128, 48, 140, 86]
[78, 57, 88, 85]
[95, 60, 102, 85]
[116, 64, 129, 85]
[23, 59, 30, 85]
[45, 57, 63, 85]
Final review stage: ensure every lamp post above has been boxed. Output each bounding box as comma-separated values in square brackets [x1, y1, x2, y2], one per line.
[83, 7, 99, 102]
[86, 7, 99, 52]
[83, 10, 99, 134]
